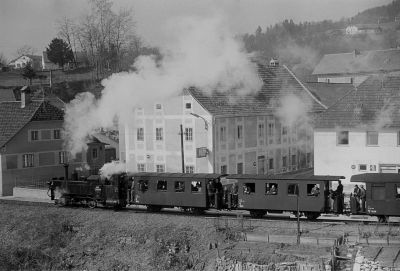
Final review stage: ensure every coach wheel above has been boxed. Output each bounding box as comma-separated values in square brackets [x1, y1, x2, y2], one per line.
[293, 211, 303, 218]
[147, 205, 162, 212]
[378, 215, 388, 223]
[249, 210, 266, 218]
[305, 212, 320, 220]
[191, 208, 205, 215]
[88, 200, 97, 209]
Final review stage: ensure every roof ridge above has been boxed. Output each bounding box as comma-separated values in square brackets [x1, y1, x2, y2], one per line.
[283, 65, 328, 110]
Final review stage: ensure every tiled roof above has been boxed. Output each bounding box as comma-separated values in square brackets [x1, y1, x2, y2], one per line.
[312, 48, 400, 75]
[188, 64, 326, 117]
[0, 100, 64, 147]
[315, 75, 400, 129]
[305, 82, 355, 108]
[93, 133, 118, 149]
[0, 88, 16, 102]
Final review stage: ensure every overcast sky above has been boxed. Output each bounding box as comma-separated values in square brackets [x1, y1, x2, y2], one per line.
[0, 0, 391, 61]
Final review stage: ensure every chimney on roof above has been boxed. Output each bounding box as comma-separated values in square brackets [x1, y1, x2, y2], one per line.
[269, 58, 279, 67]
[20, 86, 31, 108]
[354, 49, 361, 57]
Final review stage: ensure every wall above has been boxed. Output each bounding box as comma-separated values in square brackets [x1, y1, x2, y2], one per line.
[123, 93, 213, 173]
[314, 129, 400, 190]
[214, 115, 313, 175]
[121, 93, 314, 175]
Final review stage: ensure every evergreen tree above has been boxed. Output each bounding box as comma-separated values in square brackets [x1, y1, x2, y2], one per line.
[46, 38, 74, 70]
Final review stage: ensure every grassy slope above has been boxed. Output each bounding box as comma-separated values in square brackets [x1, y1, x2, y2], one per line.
[0, 203, 220, 271]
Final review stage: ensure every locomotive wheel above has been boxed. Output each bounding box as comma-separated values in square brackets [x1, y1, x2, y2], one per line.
[378, 215, 389, 223]
[58, 196, 67, 207]
[88, 199, 97, 209]
[249, 210, 266, 218]
[305, 212, 320, 220]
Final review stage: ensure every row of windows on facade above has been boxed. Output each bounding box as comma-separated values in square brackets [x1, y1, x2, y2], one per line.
[137, 127, 193, 141]
[136, 164, 195, 173]
[30, 129, 62, 141]
[220, 153, 311, 175]
[5, 151, 74, 169]
[138, 102, 192, 113]
[135, 153, 310, 175]
[136, 124, 309, 143]
[337, 131, 400, 146]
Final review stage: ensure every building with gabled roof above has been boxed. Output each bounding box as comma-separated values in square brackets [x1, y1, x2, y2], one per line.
[0, 89, 84, 196]
[8, 55, 42, 70]
[312, 48, 400, 86]
[314, 74, 400, 188]
[120, 61, 326, 175]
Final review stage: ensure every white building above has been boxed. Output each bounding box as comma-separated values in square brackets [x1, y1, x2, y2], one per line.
[8, 55, 42, 70]
[119, 62, 325, 174]
[314, 75, 400, 190]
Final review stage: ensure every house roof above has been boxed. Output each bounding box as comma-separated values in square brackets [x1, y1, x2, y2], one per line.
[305, 82, 355, 108]
[9, 54, 42, 65]
[0, 100, 64, 147]
[315, 75, 400, 129]
[312, 48, 400, 76]
[0, 88, 17, 102]
[92, 133, 118, 149]
[188, 63, 326, 117]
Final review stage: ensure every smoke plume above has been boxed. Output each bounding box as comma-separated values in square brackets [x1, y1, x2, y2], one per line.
[275, 92, 312, 129]
[64, 16, 262, 156]
[100, 161, 127, 178]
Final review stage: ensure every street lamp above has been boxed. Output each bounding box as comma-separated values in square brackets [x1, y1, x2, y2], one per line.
[190, 113, 209, 130]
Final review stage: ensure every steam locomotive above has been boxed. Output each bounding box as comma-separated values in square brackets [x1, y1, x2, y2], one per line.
[48, 171, 400, 222]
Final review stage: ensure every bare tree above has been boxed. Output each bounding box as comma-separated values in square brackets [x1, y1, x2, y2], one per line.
[57, 17, 79, 61]
[68, 0, 137, 77]
[16, 45, 37, 56]
[0, 53, 7, 66]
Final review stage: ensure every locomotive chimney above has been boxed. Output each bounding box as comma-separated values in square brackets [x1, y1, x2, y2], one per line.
[64, 163, 69, 180]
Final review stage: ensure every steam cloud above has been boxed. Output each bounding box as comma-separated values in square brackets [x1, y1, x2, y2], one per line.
[275, 92, 312, 130]
[64, 16, 262, 156]
[100, 161, 126, 178]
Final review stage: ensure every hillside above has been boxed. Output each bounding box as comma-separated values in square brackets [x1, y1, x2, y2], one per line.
[242, 0, 400, 79]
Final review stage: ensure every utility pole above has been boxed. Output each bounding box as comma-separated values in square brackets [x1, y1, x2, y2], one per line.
[180, 124, 185, 173]
[296, 184, 300, 245]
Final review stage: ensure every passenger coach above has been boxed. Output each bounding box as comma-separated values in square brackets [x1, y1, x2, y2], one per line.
[224, 174, 344, 219]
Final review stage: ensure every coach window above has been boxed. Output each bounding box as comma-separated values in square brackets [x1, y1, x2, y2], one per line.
[396, 184, 400, 199]
[139, 180, 148, 192]
[175, 181, 185, 192]
[265, 183, 278, 195]
[157, 180, 167, 191]
[287, 184, 299, 196]
[191, 181, 202, 193]
[307, 183, 320, 196]
[243, 183, 255, 194]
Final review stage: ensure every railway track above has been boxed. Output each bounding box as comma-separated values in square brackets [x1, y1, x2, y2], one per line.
[1, 197, 399, 226]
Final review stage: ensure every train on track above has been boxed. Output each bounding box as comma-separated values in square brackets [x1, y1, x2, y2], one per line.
[47, 171, 400, 223]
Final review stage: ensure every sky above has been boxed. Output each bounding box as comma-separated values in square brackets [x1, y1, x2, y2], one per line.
[0, 0, 392, 61]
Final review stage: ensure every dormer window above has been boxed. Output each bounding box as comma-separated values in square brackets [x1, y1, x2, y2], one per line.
[185, 103, 192, 109]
